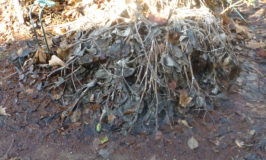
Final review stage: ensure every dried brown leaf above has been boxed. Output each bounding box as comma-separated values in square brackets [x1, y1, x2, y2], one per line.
[34, 47, 50, 64]
[235, 23, 254, 38]
[178, 119, 192, 128]
[235, 139, 244, 148]
[57, 47, 70, 61]
[108, 114, 116, 123]
[17, 48, 23, 56]
[235, 23, 249, 33]
[49, 55, 67, 67]
[179, 89, 192, 107]
[47, 38, 53, 47]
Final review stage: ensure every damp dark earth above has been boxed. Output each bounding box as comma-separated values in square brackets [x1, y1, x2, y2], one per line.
[0, 0, 265, 160]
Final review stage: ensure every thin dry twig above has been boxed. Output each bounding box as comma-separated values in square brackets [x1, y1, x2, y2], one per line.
[61, 80, 97, 121]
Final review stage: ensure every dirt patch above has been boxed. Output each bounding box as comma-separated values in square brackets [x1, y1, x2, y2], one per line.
[0, 0, 265, 160]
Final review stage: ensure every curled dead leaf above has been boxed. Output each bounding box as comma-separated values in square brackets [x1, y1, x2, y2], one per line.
[17, 48, 23, 56]
[235, 139, 244, 148]
[235, 23, 253, 38]
[57, 47, 70, 61]
[49, 55, 67, 67]
[34, 47, 50, 64]
[108, 114, 116, 123]
[179, 89, 192, 107]
[178, 119, 192, 128]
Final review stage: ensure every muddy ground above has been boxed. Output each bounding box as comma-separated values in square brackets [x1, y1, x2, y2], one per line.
[0, 2, 265, 160]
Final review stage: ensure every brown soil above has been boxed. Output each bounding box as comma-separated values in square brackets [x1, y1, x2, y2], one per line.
[0, 1, 265, 160]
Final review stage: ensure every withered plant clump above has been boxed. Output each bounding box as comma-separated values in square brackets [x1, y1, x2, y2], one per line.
[24, 0, 239, 134]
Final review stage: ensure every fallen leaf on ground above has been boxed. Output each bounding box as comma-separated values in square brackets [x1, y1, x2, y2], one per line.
[57, 47, 70, 61]
[235, 23, 249, 33]
[0, 106, 10, 116]
[17, 48, 23, 56]
[234, 23, 253, 38]
[47, 38, 53, 47]
[49, 55, 67, 67]
[188, 136, 199, 150]
[100, 136, 109, 144]
[35, 47, 50, 64]
[235, 139, 244, 148]
[108, 114, 116, 123]
[221, 14, 232, 25]
[178, 119, 192, 128]
[179, 89, 192, 107]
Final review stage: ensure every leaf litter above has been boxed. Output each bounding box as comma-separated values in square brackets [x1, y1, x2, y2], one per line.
[18, 0, 240, 134]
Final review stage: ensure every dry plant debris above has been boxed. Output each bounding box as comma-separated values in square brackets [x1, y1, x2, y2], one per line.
[18, 0, 240, 134]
